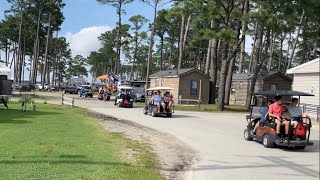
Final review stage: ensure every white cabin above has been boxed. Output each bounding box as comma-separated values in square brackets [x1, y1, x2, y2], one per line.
[286, 57, 319, 111]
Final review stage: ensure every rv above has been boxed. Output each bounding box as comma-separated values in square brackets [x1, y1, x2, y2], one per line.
[0, 67, 13, 96]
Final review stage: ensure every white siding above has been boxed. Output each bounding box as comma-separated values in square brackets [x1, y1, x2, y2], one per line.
[293, 60, 319, 74]
[292, 73, 320, 105]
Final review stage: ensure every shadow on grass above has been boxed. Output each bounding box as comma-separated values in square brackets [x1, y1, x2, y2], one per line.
[0, 107, 61, 124]
[0, 159, 132, 167]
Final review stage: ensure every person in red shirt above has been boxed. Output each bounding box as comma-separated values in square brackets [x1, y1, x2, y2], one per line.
[268, 96, 289, 142]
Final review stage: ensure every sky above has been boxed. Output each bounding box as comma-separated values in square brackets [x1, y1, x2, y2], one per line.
[0, 0, 254, 82]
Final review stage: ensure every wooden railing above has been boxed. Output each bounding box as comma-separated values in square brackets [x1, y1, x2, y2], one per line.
[62, 95, 74, 107]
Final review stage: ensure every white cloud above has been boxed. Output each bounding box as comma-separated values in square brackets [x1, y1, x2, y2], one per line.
[64, 25, 112, 58]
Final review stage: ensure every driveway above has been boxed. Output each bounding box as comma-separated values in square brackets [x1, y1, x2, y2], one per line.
[42, 93, 320, 180]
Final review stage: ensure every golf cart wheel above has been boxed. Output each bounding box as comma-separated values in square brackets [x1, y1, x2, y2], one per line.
[143, 107, 148, 115]
[295, 146, 306, 150]
[262, 134, 274, 148]
[151, 110, 157, 117]
[167, 113, 172, 117]
[244, 129, 253, 141]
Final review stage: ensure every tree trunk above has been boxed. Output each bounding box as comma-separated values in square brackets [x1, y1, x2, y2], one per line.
[16, 7, 24, 83]
[145, 1, 158, 103]
[31, 5, 43, 84]
[160, 37, 164, 71]
[205, 39, 212, 74]
[42, 13, 52, 87]
[285, 33, 291, 73]
[217, 42, 229, 110]
[183, 14, 191, 51]
[278, 33, 284, 72]
[130, 32, 139, 81]
[178, 14, 185, 70]
[238, 0, 249, 73]
[115, 1, 122, 74]
[249, 21, 258, 73]
[286, 10, 305, 70]
[245, 22, 264, 109]
[209, 39, 218, 104]
[267, 30, 274, 72]
[224, 57, 235, 105]
[168, 40, 173, 69]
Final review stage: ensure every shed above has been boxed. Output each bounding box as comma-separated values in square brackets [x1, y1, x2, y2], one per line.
[286, 58, 319, 106]
[229, 72, 292, 105]
[150, 68, 210, 104]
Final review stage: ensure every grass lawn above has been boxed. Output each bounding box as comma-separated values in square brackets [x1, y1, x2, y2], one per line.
[0, 104, 162, 179]
[134, 102, 248, 113]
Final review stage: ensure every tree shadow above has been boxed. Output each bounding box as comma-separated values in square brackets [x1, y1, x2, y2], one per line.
[0, 108, 61, 124]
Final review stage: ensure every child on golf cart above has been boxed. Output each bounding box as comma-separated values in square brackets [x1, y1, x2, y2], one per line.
[288, 98, 309, 128]
[252, 100, 274, 135]
[162, 92, 174, 112]
[268, 96, 290, 142]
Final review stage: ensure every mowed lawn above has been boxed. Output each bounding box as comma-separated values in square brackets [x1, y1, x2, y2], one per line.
[0, 104, 162, 180]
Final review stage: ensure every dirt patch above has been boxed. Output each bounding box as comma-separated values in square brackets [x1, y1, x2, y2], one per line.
[89, 111, 197, 180]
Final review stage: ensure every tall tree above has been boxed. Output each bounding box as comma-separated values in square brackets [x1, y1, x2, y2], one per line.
[97, 0, 134, 75]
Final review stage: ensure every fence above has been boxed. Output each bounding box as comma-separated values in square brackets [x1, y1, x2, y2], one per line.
[300, 103, 320, 123]
[62, 95, 74, 107]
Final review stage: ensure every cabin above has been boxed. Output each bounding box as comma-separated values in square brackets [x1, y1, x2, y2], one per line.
[229, 72, 292, 105]
[286, 58, 319, 106]
[286, 58, 319, 120]
[149, 68, 210, 104]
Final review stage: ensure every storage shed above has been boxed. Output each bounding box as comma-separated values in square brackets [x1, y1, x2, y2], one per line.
[229, 72, 292, 105]
[149, 68, 210, 104]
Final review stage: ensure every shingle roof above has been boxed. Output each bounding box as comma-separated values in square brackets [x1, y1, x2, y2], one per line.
[232, 72, 291, 81]
[150, 68, 196, 77]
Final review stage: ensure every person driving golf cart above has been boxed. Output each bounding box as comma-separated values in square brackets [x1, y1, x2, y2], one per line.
[252, 100, 274, 135]
[114, 89, 124, 105]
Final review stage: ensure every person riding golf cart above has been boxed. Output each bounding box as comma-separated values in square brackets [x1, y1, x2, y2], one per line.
[244, 90, 314, 149]
[114, 86, 133, 108]
[143, 87, 174, 117]
[80, 85, 93, 98]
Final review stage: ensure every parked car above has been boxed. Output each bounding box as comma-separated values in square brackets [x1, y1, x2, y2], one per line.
[132, 87, 145, 102]
[17, 82, 34, 92]
[61, 85, 79, 94]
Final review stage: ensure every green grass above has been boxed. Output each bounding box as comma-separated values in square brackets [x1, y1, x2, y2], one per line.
[0, 104, 162, 180]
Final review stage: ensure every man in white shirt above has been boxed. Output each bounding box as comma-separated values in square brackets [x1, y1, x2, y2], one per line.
[288, 98, 309, 128]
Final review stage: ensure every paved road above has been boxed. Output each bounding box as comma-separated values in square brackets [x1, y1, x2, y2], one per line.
[43, 93, 320, 180]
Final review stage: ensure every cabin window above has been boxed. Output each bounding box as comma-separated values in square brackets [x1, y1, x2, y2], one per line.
[0, 75, 7, 80]
[190, 80, 198, 95]
[271, 84, 277, 90]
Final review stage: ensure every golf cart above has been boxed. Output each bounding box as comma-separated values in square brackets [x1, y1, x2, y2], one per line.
[80, 85, 93, 98]
[115, 86, 133, 108]
[244, 90, 314, 149]
[143, 87, 174, 117]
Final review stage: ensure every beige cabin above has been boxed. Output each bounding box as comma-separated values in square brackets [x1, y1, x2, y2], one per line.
[149, 68, 210, 104]
[286, 58, 319, 106]
[230, 72, 292, 105]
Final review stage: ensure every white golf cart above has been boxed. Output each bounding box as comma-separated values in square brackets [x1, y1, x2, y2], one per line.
[143, 87, 174, 117]
[114, 85, 134, 108]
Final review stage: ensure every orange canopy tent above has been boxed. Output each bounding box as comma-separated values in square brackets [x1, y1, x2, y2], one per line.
[97, 74, 108, 80]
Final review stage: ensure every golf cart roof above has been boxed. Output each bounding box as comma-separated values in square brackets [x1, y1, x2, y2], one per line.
[118, 86, 133, 90]
[146, 87, 174, 91]
[254, 90, 314, 96]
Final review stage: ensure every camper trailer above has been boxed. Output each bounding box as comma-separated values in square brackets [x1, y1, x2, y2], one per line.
[0, 68, 13, 96]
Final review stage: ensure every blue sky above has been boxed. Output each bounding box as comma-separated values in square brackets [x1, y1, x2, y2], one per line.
[0, 0, 169, 81]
